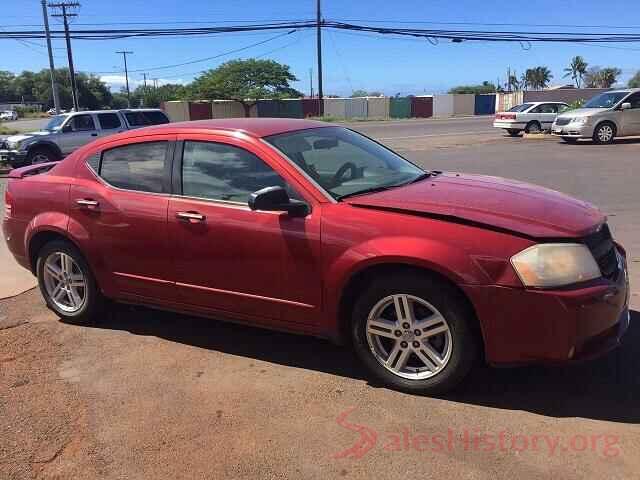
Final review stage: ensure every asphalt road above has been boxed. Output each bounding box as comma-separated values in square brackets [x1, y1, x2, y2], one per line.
[1, 119, 639, 479]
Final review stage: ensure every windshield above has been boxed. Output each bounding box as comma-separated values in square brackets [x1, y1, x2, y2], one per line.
[508, 103, 534, 112]
[44, 115, 67, 131]
[584, 92, 628, 109]
[265, 126, 425, 200]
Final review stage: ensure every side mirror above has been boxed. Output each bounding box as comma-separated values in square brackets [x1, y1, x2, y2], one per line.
[620, 102, 632, 111]
[61, 123, 73, 133]
[248, 186, 309, 217]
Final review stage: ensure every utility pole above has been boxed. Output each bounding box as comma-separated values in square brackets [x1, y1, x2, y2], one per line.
[116, 50, 133, 107]
[153, 78, 158, 90]
[309, 68, 313, 98]
[142, 72, 147, 89]
[49, 2, 80, 111]
[316, 0, 324, 115]
[141, 73, 148, 107]
[41, 0, 61, 114]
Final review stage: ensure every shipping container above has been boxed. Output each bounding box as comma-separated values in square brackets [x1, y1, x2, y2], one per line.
[301, 98, 321, 117]
[433, 95, 454, 117]
[345, 98, 367, 118]
[474, 94, 496, 115]
[389, 97, 411, 118]
[324, 98, 347, 118]
[366, 97, 390, 119]
[162, 101, 190, 122]
[452, 94, 475, 116]
[189, 101, 212, 120]
[411, 96, 433, 118]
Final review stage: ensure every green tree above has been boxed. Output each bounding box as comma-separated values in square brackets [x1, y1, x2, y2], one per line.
[350, 89, 383, 97]
[524, 67, 553, 90]
[190, 59, 302, 117]
[129, 83, 189, 108]
[629, 71, 640, 88]
[584, 67, 622, 88]
[448, 81, 497, 94]
[563, 56, 588, 88]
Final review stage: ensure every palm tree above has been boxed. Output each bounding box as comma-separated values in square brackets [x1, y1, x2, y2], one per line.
[534, 66, 553, 90]
[563, 56, 588, 88]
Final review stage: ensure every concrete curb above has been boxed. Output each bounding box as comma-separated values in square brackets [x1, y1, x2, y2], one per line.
[522, 133, 557, 141]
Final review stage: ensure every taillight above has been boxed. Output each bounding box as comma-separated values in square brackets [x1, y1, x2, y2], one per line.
[4, 189, 12, 219]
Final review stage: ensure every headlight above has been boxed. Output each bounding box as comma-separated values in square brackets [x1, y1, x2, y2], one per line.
[571, 117, 588, 125]
[6, 140, 20, 150]
[511, 243, 601, 288]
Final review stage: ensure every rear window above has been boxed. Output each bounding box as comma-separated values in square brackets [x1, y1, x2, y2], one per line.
[99, 142, 169, 193]
[124, 110, 170, 127]
[508, 103, 534, 112]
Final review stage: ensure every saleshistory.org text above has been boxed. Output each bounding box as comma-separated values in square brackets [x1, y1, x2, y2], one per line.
[333, 408, 621, 459]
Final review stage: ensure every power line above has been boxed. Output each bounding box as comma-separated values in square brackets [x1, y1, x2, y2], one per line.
[94, 30, 296, 75]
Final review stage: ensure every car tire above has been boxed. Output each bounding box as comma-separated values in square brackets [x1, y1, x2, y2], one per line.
[592, 122, 616, 145]
[36, 240, 105, 324]
[562, 137, 578, 144]
[351, 271, 479, 395]
[506, 129, 521, 137]
[27, 147, 57, 165]
[524, 121, 542, 134]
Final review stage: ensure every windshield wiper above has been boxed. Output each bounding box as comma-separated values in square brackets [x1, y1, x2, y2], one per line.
[337, 185, 396, 201]
[403, 172, 432, 185]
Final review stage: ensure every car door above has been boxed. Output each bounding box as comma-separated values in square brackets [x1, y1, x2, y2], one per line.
[58, 114, 99, 154]
[68, 135, 178, 302]
[530, 103, 557, 129]
[620, 92, 640, 136]
[96, 112, 125, 139]
[168, 133, 323, 327]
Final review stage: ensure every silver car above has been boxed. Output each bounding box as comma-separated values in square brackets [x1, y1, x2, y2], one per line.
[493, 102, 569, 136]
[552, 88, 640, 144]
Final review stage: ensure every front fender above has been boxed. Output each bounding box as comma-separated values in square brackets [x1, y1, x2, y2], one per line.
[26, 140, 63, 159]
[322, 235, 493, 336]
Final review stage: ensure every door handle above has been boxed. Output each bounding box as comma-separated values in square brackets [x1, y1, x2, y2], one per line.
[176, 211, 206, 223]
[75, 198, 99, 208]
[91, 133, 98, 136]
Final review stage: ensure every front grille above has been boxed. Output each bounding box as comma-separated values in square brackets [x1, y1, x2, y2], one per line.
[555, 117, 571, 126]
[583, 223, 619, 281]
[0, 141, 7, 149]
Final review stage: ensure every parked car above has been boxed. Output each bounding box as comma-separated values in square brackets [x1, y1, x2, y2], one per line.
[0, 110, 18, 121]
[551, 88, 640, 144]
[0, 108, 170, 168]
[493, 102, 569, 136]
[47, 108, 68, 116]
[2, 119, 629, 395]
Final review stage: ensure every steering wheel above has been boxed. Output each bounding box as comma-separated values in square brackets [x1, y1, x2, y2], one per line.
[332, 162, 358, 187]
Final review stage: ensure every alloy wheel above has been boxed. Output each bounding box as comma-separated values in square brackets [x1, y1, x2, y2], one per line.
[597, 125, 614, 143]
[42, 252, 87, 313]
[365, 294, 453, 380]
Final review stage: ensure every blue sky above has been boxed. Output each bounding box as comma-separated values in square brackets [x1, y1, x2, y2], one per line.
[2, 0, 639, 96]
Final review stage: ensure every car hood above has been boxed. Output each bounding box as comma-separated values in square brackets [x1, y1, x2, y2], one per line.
[556, 108, 607, 119]
[5, 131, 53, 142]
[345, 172, 605, 238]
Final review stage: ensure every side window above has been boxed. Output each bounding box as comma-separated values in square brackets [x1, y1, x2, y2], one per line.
[86, 153, 100, 172]
[181, 141, 299, 203]
[98, 113, 122, 130]
[100, 142, 168, 193]
[625, 93, 640, 109]
[558, 104, 569, 113]
[144, 111, 170, 125]
[531, 104, 556, 113]
[72, 114, 96, 131]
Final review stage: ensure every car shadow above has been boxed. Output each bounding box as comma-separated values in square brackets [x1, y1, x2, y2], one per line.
[556, 136, 640, 146]
[76, 306, 640, 424]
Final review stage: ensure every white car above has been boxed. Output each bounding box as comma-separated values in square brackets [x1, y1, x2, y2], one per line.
[493, 102, 569, 136]
[0, 110, 18, 121]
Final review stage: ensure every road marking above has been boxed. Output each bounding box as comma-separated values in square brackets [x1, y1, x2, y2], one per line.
[378, 130, 495, 140]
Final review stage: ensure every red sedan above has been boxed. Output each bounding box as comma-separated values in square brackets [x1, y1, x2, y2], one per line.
[2, 118, 630, 394]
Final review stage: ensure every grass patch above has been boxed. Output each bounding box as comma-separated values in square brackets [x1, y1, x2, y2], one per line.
[0, 125, 20, 135]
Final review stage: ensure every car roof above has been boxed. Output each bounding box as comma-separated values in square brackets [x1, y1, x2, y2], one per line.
[141, 118, 332, 138]
[605, 88, 640, 94]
